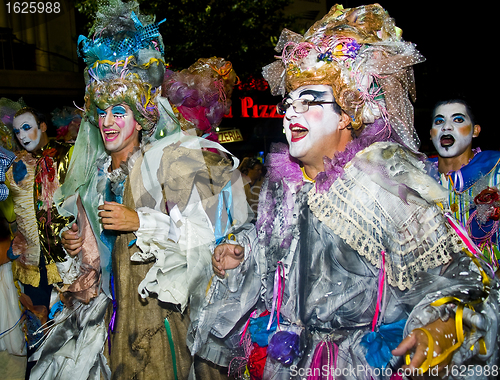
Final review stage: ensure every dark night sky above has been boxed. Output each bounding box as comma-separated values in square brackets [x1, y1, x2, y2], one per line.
[366, 1, 497, 152]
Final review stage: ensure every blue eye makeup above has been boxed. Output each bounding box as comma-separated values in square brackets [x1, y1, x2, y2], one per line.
[433, 117, 444, 125]
[111, 105, 127, 116]
[453, 116, 465, 123]
[14, 123, 33, 133]
[97, 108, 107, 117]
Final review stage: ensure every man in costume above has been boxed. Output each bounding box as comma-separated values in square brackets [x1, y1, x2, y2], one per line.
[0, 135, 27, 380]
[190, 4, 499, 379]
[30, 1, 249, 379]
[0, 98, 73, 379]
[429, 99, 500, 275]
[1, 101, 73, 317]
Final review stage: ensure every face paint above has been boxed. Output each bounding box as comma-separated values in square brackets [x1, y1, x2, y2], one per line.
[283, 85, 342, 165]
[431, 103, 475, 158]
[13, 113, 43, 152]
[98, 104, 141, 155]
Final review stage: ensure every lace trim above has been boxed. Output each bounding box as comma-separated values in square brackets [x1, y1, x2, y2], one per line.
[308, 165, 463, 291]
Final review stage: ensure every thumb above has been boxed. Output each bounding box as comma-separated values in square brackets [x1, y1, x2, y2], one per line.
[71, 223, 79, 232]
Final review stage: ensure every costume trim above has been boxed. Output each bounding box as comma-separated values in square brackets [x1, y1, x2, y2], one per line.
[308, 143, 461, 291]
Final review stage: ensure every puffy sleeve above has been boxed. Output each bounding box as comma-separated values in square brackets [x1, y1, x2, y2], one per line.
[128, 139, 253, 312]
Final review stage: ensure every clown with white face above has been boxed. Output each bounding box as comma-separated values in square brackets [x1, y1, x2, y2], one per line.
[13, 111, 48, 153]
[97, 104, 142, 170]
[430, 101, 481, 174]
[280, 84, 351, 179]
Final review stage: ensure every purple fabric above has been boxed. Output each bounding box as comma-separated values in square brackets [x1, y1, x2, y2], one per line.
[257, 119, 412, 248]
[256, 143, 303, 248]
[267, 331, 301, 366]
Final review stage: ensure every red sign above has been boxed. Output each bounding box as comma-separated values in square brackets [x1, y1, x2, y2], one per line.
[240, 97, 283, 118]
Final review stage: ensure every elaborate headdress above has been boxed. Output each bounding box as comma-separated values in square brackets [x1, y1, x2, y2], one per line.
[78, 0, 166, 135]
[262, 4, 424, 151]
[162, 57, 238, 142]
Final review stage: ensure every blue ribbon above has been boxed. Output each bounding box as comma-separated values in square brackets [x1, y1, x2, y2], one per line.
[215, 181, 233, 245]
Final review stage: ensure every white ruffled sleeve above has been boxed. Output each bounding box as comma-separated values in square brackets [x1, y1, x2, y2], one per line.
[133, 187, 215, 312]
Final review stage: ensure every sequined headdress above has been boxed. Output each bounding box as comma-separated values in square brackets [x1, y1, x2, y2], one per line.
[262, 4, 425, 151]
[78, 0, 166, 135]
[162, 57, 238, 142]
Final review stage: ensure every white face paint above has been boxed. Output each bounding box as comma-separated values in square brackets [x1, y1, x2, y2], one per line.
[13, 113, 43, 152]
[282, 85, 342, 166]
[97, 104, 141, 155]
[430, 103, 475, 158]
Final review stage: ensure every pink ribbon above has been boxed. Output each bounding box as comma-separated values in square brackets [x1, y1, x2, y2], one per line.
[239, 310, 257, 346]
[307, 340, 338, 380]
[267, 261, 285, 330]
[445, 213, 481, 256]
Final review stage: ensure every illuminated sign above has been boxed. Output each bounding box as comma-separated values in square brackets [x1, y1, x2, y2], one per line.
[218, 129, 244, 144]
[240, 97, 283, 118]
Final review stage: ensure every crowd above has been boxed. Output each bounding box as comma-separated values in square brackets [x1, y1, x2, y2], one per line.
[0, 2, 499, 380]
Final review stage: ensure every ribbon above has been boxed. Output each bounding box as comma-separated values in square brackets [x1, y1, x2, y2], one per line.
[164, 316, 178, 380]
[0, 310, 26, 338]
[107, 272, 118, 354]
[372, 251, 386, 331]
[445, 213, 493, 287]
[445, 213, 481, 256]
[267, 261, 285, 330]
[214, 181, 233, 245]
[240, 310, 258, 346]
[407, 298, 487, 372]
[307, 340, 338, 380]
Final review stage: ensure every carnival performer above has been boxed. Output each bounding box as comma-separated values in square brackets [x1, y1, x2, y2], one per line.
[0, 138, 27, 380]
[0, 97, 73, 379]
[429, 99, 500, 275]
[1, 99, 73, 316]
[190, 4, 500, 380]
[30, 1, 249, 379]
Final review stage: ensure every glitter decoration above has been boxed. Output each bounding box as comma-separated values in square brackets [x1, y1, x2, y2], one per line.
[262, 4, 425, 151]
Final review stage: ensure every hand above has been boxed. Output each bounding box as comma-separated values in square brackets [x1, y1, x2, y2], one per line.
[61, 223, 82, 257]
[98, 201, 140, 232]
[212, 243, 245, 278]
[392, 317, 457, 377]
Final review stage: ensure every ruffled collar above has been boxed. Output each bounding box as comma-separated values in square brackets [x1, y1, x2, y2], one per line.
[258, 119, 409, 248]
[96, 146, 142, 183]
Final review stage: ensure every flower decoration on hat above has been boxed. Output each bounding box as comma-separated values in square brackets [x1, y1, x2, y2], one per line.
[262, 3, 425, 151]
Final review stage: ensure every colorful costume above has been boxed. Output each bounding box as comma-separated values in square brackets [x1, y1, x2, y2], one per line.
[30, 1, 249, 379]
[429, 150, 500, 273]
[190, 4, 500, 379]
[7, 140, 72, 294]
[0, 144, 27, 380]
